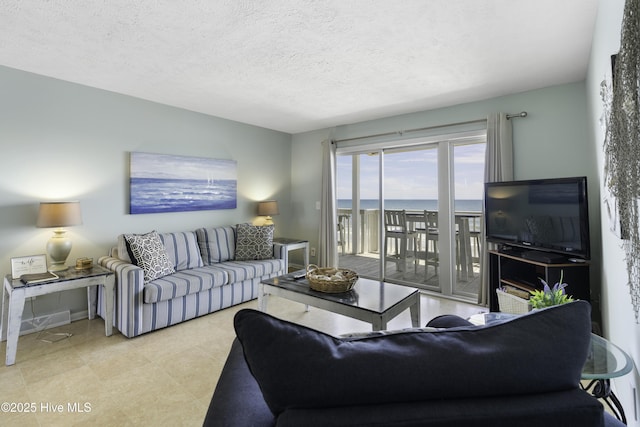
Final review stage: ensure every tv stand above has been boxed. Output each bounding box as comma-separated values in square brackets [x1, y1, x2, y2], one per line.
[488, 249, 590, 312]
[520, 250, 566, 264]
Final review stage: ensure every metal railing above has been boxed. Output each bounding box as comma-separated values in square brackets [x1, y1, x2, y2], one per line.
[337, 209, 483, 262]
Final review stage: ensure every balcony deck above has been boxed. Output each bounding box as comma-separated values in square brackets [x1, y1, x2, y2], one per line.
[338, 252, 482, 301]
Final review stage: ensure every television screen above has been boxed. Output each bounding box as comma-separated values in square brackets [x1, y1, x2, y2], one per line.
[484, 177, 590, 259]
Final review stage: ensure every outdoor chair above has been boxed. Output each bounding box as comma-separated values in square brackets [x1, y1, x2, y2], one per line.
[415, 210, 439, 280]
[383, 210, 417, 274]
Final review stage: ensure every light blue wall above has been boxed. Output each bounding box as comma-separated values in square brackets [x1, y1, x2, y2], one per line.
[5, 29, 629, 416]
[586, 1, 639, 424]
[292, 82, 599, 290]
[0, 65, 292, 323]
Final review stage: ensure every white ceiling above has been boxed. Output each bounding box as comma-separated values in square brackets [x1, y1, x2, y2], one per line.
[0, 1, 598, 134]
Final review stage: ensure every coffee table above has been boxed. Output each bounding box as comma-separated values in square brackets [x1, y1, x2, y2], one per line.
[259, 273, 421, 331]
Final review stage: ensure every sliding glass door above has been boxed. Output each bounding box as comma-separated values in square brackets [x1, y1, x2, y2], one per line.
[337, 132, 486, 302]
[337, 153, 382, 279]
[452, 142, 486, 298]
[382, 146, 441, 291]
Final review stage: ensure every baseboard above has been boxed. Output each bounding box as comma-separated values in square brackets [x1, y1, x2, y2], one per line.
[71, 309, 89, 323]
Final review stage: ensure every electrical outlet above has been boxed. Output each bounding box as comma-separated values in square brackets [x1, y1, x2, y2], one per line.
[310, 247, 316, 257]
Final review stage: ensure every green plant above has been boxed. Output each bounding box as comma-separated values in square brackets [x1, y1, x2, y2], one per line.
[529, 272, 574, 309]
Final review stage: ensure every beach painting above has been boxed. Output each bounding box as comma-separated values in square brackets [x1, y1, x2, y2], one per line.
[129, 152, 237, 214]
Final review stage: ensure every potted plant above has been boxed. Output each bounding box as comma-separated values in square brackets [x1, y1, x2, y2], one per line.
[529, 272, 574, 309]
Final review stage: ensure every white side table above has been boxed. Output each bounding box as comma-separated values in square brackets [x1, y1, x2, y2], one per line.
[273, 238, 309, 272]
[1, 265, 115, 366]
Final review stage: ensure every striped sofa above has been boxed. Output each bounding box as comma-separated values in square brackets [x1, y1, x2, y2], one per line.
[97, 226, 286, 338]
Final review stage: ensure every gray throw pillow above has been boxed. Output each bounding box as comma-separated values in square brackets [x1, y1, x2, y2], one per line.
[235, 224, 274, 260]
[124, 230, 175, 283]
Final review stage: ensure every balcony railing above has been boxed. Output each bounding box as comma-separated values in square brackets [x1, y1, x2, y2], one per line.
[337, 208, 483, 301]
[338, 209, 482, 261]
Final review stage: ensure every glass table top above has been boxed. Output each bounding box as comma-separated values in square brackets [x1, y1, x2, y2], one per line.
[582, 333, 633, 380]
[7, 264, 113, 288]
[262, 273, 419, 314]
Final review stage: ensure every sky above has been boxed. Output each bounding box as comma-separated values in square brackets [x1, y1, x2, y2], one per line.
[130, 152, 237, 181]
[337, 143, 485, 200]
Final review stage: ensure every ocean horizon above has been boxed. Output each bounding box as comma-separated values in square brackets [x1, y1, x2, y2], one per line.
[130, 177, 237, 214]
[338, 199, 482, 212]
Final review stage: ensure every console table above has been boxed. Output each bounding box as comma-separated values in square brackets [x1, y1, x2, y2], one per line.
[488, 249, 591, 312]
[1, 265, 115, 366]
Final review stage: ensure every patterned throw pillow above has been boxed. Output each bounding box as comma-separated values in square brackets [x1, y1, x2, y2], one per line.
[235, 224, 274, 261]
[124, 230, 175, 283]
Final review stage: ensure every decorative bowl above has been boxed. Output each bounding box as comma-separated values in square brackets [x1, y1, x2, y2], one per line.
[306, 264, 358, 293]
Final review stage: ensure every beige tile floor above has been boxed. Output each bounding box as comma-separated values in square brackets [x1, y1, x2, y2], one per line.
[0, 293, 484, 427]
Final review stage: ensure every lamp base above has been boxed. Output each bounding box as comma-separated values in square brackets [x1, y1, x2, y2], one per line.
[263, 216, 274, 226]
[47, 229, 72, 272]
[48, 263, 69, 272]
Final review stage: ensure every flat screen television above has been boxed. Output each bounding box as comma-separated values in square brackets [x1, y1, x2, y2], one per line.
[484, 177, 590, 260]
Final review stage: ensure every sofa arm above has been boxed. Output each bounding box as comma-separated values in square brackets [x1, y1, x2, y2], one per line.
[204, 339, 275, 427]
[98, 255, 145, 338]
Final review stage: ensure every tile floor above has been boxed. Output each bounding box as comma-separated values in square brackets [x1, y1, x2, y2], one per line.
[0, 293, 484, 426]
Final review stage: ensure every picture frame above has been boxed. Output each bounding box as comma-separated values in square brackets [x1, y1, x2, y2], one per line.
[129, 152, 238, 214]
[10, 254, 48, 279]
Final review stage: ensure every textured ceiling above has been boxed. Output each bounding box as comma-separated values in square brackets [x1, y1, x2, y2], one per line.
[0, 1, 598, 134]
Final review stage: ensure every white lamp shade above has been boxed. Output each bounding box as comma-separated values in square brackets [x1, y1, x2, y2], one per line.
[257, 200, 279, 216]
[37, 201, 83, 228]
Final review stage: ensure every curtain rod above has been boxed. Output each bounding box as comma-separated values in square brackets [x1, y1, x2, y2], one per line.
[332, 112, 527, 144]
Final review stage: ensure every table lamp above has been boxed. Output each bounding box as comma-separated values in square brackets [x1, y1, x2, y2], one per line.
[36, 201, 83, 271]
[257, 200, 279, 225]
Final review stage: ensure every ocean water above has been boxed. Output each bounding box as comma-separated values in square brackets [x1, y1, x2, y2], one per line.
[338, 199, 482, 212]
[130, 178, 237, 214]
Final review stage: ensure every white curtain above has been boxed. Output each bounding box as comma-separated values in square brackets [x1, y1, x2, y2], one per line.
[479, 113, 514, 305]
[319, 139, 338, 267]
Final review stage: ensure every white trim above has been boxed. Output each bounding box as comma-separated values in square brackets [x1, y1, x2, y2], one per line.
[336, 129, 486, 155]
[337, 127, 487, 297]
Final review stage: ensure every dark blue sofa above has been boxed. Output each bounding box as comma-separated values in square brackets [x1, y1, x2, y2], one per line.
[204, 301, 624, 427]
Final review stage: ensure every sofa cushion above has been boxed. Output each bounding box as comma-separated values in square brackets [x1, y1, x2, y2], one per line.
[158, 231, 204, 271]
[196, 226, 236, 264]
[144, 266, 228, 303]
[235, 224, 274, 261]
[124, 231, 175, 283]
[215, 259, 285, 282]
[233, 301, 592, 415]
[275, 390, 605, 427]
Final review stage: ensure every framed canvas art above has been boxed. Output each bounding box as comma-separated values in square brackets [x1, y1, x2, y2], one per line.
[130, 152, 237, 214]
